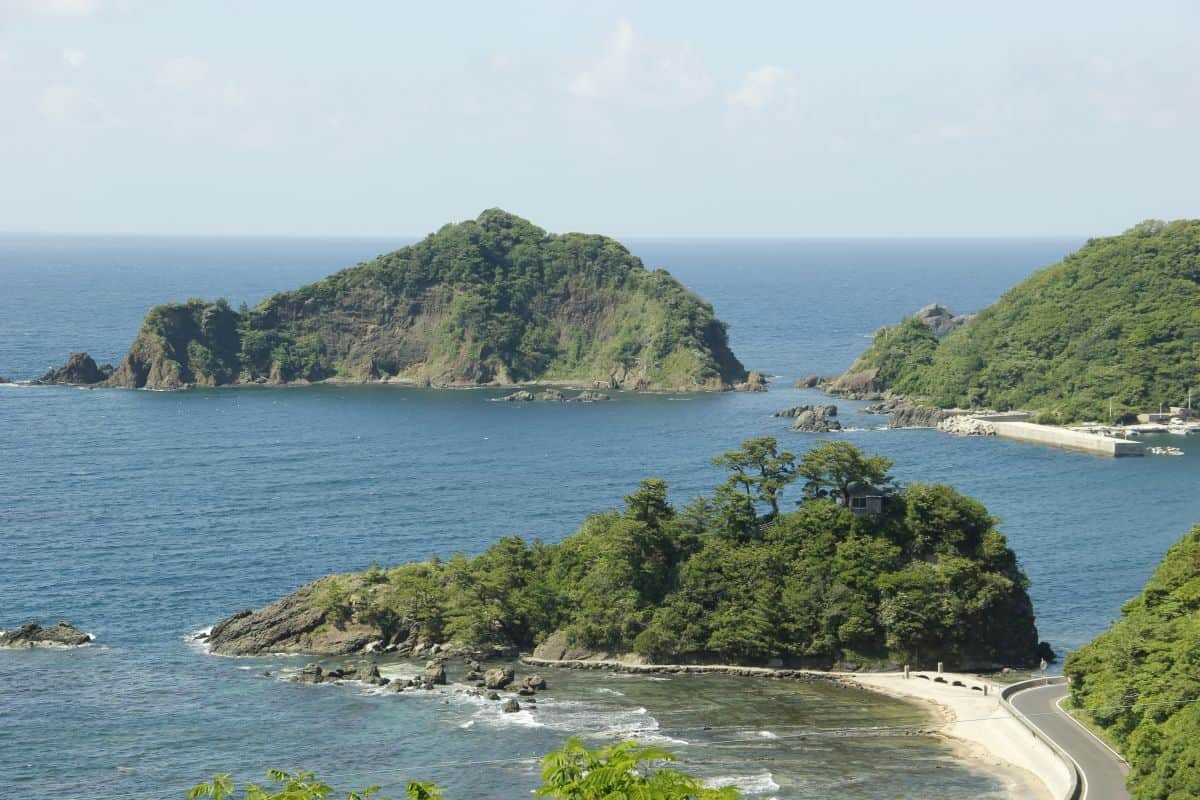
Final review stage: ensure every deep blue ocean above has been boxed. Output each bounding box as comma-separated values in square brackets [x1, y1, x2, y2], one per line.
[3, 235, 1197, 799]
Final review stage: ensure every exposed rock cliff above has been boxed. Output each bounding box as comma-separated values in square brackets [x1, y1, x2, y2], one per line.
[75, 210, 748, 392]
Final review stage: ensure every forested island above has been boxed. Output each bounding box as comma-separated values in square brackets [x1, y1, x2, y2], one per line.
[40, 210, 749, 392]
[828, 220, 1200, 422]
[1065, 523, 1200, 799]
[207, 439, 1049, 671]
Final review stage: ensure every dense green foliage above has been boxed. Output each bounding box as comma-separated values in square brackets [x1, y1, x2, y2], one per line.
[188, 739, 737, 800]
[838, 220, 1200, 421]
[1065, 524, 1200, 800]
[316, 439, 1043, 669]
[112, 209, 745, 390]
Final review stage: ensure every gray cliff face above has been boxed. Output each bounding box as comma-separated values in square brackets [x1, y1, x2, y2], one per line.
[888, 405, 949, 428]
[0, 621, 92, 648]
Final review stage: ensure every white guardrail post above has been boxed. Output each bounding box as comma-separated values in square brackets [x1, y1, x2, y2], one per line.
[1000, 676, 1083, 800]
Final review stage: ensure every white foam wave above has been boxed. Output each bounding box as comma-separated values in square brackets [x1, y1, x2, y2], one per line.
[756, 730, 779, 739]
[593, 687, 625, 696]
[703, 772, 780, 795]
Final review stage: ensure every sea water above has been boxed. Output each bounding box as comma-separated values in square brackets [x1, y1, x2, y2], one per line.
[3, 235, 1197, 799]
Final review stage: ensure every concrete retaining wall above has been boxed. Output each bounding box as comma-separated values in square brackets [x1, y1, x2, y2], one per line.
[990, 421, 1144, 457]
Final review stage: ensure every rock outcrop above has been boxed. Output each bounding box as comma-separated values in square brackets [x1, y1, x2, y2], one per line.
[35, 352, 113, 386]
[493, 389, 613, 403]
[913, 304, 975, 339]
[483, 665, 515, 690]
[735, 371, 768, 392]
[823, 367, 882, 400]
[0, 621, 92, 648]
[888, 405, 948, 428]
[206, 579, 377, 656]
[792, 409, 842, 432]
[794, 375, 824, 389]
[774, 404, 837, 419]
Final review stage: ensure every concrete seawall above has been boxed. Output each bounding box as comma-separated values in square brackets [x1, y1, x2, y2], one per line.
[989, 421, 1144, 457]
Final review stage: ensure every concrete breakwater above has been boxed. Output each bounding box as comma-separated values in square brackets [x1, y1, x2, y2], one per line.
[988, 421, 1144, 457]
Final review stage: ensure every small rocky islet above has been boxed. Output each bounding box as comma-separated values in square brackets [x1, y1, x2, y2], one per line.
[0, 621, 92, 648]
[31, 209, 757, 395]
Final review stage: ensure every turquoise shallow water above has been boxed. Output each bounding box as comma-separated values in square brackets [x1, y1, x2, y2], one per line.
[2, 235, 1197, 798]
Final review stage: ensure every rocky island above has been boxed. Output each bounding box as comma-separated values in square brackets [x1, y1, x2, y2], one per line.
[37, 209, 750, 393]
[205, 438, 1051, 674]
[0, 621, 92, 648]
[826, 220, 1200, 423]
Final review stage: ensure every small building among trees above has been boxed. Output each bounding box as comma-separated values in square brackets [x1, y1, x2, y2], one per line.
[845, 481, 885, 514]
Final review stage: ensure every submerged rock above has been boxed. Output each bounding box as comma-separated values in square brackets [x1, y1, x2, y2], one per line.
[501, 698, 521, 713]
[35, 352, 113, 386]
[571, 390, 611, 402]
[493, 390, 536, 402]
[0, 621, 92, 648]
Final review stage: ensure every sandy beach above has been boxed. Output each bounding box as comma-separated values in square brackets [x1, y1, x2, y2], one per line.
[524, 657, 1069, 799]
[843, 670, 1067, 800]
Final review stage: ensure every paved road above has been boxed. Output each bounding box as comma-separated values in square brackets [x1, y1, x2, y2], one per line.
[1009, 682, 1130, 800]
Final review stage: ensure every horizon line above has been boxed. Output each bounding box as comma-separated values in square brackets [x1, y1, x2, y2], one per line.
[0, 229, 1091, 242]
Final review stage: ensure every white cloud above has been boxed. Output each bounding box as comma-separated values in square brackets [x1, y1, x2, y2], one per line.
[37, 83, 82, 120]
[727, 65, 796, 111]
[62, 48, 86, 68]
[23, 0, 99, 16]
[569, 19, 634, 98]
[568, 19, 711, 105]
[156, 56, 209, 90]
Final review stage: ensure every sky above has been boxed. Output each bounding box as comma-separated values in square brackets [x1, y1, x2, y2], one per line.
[2, 0, 1199, 238]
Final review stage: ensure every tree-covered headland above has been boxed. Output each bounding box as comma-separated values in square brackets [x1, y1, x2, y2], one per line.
[1065, 524, 1200, 800]
[211, 439, 1048, 671]
[831, 220, 1200, 422]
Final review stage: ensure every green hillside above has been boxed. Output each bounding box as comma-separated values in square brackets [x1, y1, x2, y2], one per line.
[1065, 524, 1200, 799]
[831, 221, 1200, 422]
[101, 209, 747, 391]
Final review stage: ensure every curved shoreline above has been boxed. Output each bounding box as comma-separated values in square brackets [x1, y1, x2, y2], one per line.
[523, 657, 1066, 800]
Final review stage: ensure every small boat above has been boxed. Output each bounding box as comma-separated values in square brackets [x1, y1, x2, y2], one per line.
[1148, 446, 1185, 456]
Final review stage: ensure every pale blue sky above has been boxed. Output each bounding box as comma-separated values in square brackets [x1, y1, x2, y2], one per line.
[3, 0, 1198, 237]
